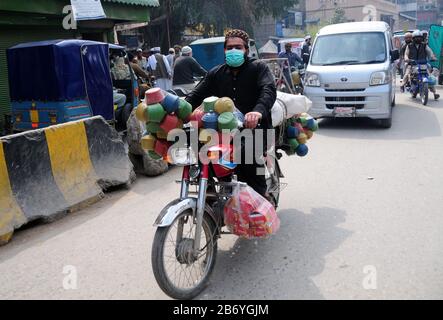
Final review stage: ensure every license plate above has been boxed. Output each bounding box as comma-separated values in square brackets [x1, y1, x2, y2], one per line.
[334, 107, 355, 117]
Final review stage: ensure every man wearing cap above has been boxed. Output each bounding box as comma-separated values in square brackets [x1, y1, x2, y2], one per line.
[166, 48, 176, 70]
[173, 46, 207, 92]
[301, 35, 312, 66]
[136, 48, 148, 70]
[186, 29, 277, 198]
[148, 47, 173, 91]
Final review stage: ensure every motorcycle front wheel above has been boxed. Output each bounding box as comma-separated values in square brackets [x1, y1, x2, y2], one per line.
[151, 210, 218, 300]
[421, 83, 429, 106]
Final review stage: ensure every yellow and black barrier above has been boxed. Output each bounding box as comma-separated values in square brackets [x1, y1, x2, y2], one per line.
[0, 116, 135, 245]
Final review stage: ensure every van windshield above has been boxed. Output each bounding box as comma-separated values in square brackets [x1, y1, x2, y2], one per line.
[311, 32, 387, 66]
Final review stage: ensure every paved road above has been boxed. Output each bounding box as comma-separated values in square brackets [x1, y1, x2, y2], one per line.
[1, 89, 443, 300]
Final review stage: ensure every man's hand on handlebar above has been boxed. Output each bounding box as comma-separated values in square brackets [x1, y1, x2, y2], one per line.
[244, 112, 262, 129]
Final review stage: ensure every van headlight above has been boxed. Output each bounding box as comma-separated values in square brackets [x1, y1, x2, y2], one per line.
[370, 71, 389, 86]
[305, 72, 321, 87]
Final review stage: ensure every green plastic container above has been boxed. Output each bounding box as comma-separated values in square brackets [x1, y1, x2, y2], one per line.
[148, 150, 163, 160]
[218, 112, 238, 131]
[178, 99, 193, 120]
[203, 96, 218, 113]
[146, 122, 162, 134]
[289, 138, 300, 151]
[147, 103, 167, 123]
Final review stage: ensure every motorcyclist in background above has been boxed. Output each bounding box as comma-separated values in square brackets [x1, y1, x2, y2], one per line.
[403, 30, 439, 100]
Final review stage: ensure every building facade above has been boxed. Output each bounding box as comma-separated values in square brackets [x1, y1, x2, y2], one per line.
[305, 0, 420, 30]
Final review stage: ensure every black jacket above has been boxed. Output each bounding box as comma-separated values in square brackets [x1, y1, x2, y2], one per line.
[407, 43, 427, 61]
[301, 42, 311, 64]
[186, 58, 277, 129]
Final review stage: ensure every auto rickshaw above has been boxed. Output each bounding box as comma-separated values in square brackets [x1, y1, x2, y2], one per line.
[6, 39, 140, 132]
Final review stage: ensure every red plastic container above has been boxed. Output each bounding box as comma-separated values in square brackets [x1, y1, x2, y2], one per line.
[145, 88, 165, 105]
[160, 115, 180, 133]
[154, 139, 170, 158]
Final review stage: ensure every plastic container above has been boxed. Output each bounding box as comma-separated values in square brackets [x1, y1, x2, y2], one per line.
[297, 133, 308, 145]
[146, 122, 161, 134]
[161, 93, 180, 114]
[160, 114, 180, 133]
[147, 103, 167, 123]
[141, 135, 156, 151]
[189, 108, 205, 128]
[287, 126, 300, 139]
[156, 129, 168, 140]
[218, 112, 238, 131]
[296, 144, 309, 157]
[203, 96, 218, 113]
[148, 150, 163, 160]
[288, 138, 299, 151]
[135, 103, 149, 122]
[178, 99, 193, 120]
[215, 97, 235, 114]
[305, 130, 314, 140]
[202, 112, 219, 130]
[154, 139, 170, 158]
[145, 88, 165, 105]
[199, 129, 215, 144]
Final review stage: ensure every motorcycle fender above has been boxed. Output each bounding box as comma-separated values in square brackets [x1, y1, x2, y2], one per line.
[154, 198, 219, 228]
[154, 198, 197, 227]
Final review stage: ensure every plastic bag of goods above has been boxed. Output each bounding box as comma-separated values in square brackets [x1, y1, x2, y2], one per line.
[224, 183, 280, 239]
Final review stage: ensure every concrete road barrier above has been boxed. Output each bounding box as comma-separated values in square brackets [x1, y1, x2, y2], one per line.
[0, 116, 135, 245]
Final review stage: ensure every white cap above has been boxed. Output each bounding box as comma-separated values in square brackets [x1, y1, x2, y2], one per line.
[137, 48, 142, 52]
[305, 35, 311, 40]
[182, 46, 192, 55]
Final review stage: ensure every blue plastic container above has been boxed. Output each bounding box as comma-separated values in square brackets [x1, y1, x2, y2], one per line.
[296, 144, 309, 157]
[287, 126, 300, 139]
[202, 112, 219, 130]
[161, 93, 180, 114]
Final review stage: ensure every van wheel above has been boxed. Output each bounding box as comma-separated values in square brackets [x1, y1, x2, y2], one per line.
[379, 116, 392, 129]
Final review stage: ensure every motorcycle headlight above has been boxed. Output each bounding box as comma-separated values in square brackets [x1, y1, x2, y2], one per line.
[305, 72, 321, 87]
[370, 71, 389, 86]
[169, 148, 197, 166]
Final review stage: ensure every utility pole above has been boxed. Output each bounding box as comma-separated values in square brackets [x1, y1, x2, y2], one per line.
[166, 0, 172, 49]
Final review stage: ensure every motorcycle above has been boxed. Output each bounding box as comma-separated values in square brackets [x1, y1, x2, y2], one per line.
[406, 60, 431, 106]
[151, 122, 284, 299]
[291, 65, 305, 95]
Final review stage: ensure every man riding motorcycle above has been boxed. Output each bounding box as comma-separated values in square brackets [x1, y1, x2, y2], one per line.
[185, 29, 277, 198]
[403, 30, 440, 100]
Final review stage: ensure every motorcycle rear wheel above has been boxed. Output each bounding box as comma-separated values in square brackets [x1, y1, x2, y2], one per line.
[151, 210, 218, 300]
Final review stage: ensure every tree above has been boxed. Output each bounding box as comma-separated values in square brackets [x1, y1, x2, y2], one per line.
[329, 6, 347, 25]
[145, 0, 299, 50]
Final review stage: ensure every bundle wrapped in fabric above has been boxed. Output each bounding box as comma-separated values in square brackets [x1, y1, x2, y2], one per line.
[224, 183, 280, 239]
[271, 92, 313, 127]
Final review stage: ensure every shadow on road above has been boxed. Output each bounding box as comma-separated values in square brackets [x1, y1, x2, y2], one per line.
[198, 207, 352, 300]
[317, 104, 442, 140]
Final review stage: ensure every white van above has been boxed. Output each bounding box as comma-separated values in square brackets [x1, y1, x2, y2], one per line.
[304, 22, 399, 128]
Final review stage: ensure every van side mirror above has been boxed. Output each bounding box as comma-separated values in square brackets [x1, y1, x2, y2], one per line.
[391, 49, 400, 62]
